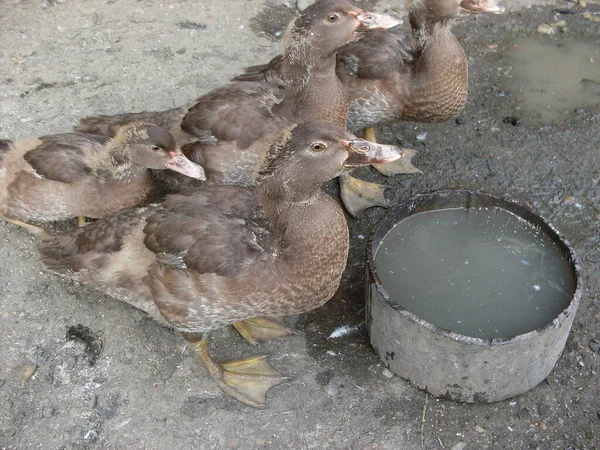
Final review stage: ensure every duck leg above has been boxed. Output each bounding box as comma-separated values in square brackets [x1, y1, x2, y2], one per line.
[339, 172, 390, 218]
[77, 216, 88, 228]
[363, 127, 377, 143]
[363, 128, 422, 177]
[182, 332, 288, 408]
[232, 316, 295, 346]
[2, 215, 50, 236]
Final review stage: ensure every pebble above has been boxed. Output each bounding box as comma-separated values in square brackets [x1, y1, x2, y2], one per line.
[517, 407, 530, 420]
[583, 13, 600, 23]
[503, 116, 522, 127]
[382, 368, 394, 379]
[475, 425, 486, 433]
[452, 443, 467, 450]
[536, 23, 555, 35]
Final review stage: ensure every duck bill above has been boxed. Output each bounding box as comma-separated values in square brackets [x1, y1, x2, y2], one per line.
[460, 0, 505, 13]
[351, 11, 402, 32]
[342, 140, 404, 168]
[166, 150, 206, 180]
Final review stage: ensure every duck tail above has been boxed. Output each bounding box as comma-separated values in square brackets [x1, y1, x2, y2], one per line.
[232, 54, 284, 84]
[37, 230, 88, 272]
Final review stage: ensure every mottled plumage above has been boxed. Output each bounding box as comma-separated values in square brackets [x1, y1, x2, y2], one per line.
[38, 121, 405, 406]
[0, 124, 204, 229]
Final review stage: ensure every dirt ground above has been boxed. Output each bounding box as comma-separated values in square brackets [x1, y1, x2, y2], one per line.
[1, 0, 599, 449]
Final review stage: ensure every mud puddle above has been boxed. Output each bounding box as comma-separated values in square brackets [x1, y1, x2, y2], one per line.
[505, 36, 600, 125]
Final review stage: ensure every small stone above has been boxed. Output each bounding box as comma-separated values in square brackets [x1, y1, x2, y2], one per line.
[582, 13, 600, 23]
[537, 403, 550, 416]
[84, 430, 98, 442]
[452, 443, 467, 450]
[475, 425, 486, 433]
[455, 118, 464, 125]
[503, 116, 522, 127]
[225, 438, 241, 448]
[538, 421, 547, 431]
[517, 407, 530, 420]
[382, 368, 394, 379]
[536, 23, 555, 35]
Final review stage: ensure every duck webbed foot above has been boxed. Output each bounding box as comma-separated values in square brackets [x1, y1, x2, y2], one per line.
[2, 215, 50, 236]
[339, 172, 390, 218]
[232, 316, 295, 346]
[372, 148, 421, 176]
[183, 332, 289, 408]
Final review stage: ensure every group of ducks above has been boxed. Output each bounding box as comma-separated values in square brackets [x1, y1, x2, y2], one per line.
[1, 0, 503, 407]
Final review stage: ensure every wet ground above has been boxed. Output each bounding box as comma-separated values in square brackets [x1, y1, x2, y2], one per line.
[1, 0, 599, 449]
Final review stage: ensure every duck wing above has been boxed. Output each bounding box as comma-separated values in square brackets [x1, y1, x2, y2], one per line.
[181, 81, 285, 150]
[143, 186, 274, 277]
[74, 105, 191, 137]
[336, 28, 414, 82]
[23, 133, 111, 184]
[38, 206, 156, 273]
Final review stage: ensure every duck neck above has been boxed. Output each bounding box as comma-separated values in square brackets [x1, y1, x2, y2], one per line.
[405, 13, 468, 122]
[258, 175, 349, 264]
[104, 140, 144, 180]
[277, 43, 349, 127]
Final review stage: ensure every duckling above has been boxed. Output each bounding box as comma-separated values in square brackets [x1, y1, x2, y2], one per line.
[37, 120, 406, 407]
[0, 123, 205, 234]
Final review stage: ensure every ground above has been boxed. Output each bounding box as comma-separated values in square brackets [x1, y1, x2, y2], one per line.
[1, 0, 599, 449]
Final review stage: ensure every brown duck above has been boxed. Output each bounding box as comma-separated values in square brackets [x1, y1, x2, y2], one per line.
[0, 123, 205, 234]
[235, 0, 504, 213]
[38, 120, 405, 407]
[74, 0, 401, 212]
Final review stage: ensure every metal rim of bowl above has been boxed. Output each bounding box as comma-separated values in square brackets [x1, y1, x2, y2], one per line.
[366, 189, 584, 347]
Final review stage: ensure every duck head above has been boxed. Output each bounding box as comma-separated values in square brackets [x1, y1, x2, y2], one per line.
[288, 0, 401, 58]
[113, 124, 206, 180]
[257, 120, 404, 198]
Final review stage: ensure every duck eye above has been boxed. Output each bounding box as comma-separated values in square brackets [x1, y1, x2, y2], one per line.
[326, 13, 339, 22]
[151, 145, 160, 151]
[310, 142, 327, 152]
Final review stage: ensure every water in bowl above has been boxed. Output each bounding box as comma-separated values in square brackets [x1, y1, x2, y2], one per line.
[374, 207, 575, 339]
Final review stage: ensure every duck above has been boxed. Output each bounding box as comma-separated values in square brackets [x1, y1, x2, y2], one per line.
[234, 0, 504, 209]
[73, 0, 402, 215]
[0, 123, 205, 234]
[37, 120, 406, 407]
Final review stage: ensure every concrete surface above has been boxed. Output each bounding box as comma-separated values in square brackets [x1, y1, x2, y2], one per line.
[1, 0, 599, 449]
